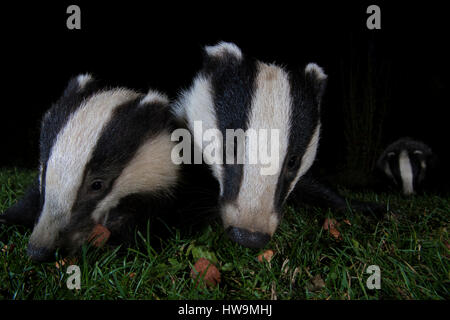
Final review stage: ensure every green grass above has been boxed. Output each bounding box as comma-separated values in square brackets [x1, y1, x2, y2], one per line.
[0, 168, 449, 300]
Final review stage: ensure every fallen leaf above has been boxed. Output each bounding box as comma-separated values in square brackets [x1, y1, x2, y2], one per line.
[191, 258, 221, 288]
[1, 244, 15, 253]
[307, 274, 326, 292]
[55, 259, 66, 269]
[128, 272, 136, 279]
[88, 224, 111, 247]
[329, 227, 342, 240]
[343, 219, 351, 226]
[258, 249, 275, 263]
[323, 218, 342, 240]
[323, 218, 338, 230]
[55, 257, 78, 269]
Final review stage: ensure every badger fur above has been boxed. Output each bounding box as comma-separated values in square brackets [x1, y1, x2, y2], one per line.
[174, 42, 385, 249]
[0, 74, 179, 261]
[376, 137, 437, 195]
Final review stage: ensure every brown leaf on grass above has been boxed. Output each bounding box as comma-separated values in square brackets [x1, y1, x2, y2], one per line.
[257, 249, 275, 263]
[1, 244, 15, 253]
[329, 227, 343, 240]
[55, 259, 66, 269]
[128, 272, 136, 279]
[323, 218, 339, 230]
[323, 218, 342, 240]
[190, 258, 221, 288]
[55, 257, 78, 269]
[307, 274, 326, 292]
[343, 219, 352, 226]
[88, 224, 111, 247]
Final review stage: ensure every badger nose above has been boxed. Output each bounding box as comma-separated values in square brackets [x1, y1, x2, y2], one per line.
[27, 244, 54, 262]
[227, 227, 270, 249]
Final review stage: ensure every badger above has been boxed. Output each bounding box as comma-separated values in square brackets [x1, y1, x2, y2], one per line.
[0, 74, 179, 262]
[376, 137, 437, 195]
[173, 42, 385, 249]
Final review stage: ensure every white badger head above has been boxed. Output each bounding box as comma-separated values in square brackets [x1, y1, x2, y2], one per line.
[21, 74, 178, 261]
[174, 42, 327, 248]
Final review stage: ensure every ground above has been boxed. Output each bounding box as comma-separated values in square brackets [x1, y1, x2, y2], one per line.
[0, 168, 448, 299]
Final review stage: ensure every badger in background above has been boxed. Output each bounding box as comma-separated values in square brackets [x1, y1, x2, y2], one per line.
[173, 41, 385, 249]
[0, 74, 181, 262]
[376, 137, 439, 195]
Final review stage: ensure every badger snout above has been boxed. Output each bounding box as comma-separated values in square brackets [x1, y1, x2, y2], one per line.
[221, 202, 279, 249]
[227, 226, 270, 249]
[26, 243, 55, 262]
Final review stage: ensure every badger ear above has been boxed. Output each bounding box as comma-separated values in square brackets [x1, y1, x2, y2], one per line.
[304, 63, 327, 107]
[203, 41, 243, 69]
[140, 90, 170, 106]
[61, 73, 96, 100]
[138, 89, 173, 128]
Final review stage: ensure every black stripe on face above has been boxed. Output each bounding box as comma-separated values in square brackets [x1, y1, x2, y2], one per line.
[274, 71, 320, 213]
[410, 154, 421, 192]
[408, 151, 425, 193]
[411, 153, 428, 191]
[205, 55, 258, 203]
[387, 153, 402, 187]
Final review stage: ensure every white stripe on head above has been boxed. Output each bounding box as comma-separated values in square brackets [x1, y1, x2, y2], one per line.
[92, 131, 179, 223]
[227, 63, 292, 235]
[30, 89, 139, 247]
[176, 74, 224, 193]
[399, 150, 414, 195]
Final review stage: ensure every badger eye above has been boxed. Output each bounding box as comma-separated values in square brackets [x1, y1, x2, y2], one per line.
[90, 180, 103, 191]
[287, 155, 300, 170]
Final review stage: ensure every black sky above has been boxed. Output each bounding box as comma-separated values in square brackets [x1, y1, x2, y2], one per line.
[0, 1, 448, 177]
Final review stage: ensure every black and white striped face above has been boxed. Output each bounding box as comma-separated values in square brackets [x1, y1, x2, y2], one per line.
[377, 138, 433, 195]
[29, 75, 178, 261]
[175, 42, 327, 248]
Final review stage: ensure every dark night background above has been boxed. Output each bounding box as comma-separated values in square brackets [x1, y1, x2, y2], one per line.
[1, 1, 448, 189]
